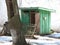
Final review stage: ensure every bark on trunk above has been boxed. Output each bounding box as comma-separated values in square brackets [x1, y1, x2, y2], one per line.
[5, 0, 29, 45]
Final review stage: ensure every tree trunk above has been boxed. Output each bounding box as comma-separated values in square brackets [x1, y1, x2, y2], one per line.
[5, 0, 29, 45]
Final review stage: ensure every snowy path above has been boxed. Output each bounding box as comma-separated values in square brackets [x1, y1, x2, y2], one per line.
[0, 36, 12, 45]
[0, 33, 60, 45]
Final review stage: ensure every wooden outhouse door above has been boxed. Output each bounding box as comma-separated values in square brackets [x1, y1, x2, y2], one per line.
[40, 11, 50, 34]
[35, 13, 40, 33]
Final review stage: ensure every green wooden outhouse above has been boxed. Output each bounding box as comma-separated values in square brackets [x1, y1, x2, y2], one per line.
[19, 7, 54, 35]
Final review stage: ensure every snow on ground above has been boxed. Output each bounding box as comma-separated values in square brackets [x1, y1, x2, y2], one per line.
[0, 42, 12, 45]
[26, 34, 60, 45]
[45, 32, 60, 38]
[0, 33, 60, 45]
[0, 36, 12, 45]
[0, 36, 12, 42]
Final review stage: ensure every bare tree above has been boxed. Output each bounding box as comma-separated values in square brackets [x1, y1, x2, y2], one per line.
[5, 0, 29, 45]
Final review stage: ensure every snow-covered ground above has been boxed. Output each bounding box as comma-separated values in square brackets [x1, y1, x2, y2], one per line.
[0, 36, 12, 45]
[0, 33, 60, 45]
[0, 42, 12, 45]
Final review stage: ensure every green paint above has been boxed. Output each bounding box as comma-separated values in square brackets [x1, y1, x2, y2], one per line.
[40, 10, 51, 34]
[21, 10, 30, 25]
[19, 7, 53, 35]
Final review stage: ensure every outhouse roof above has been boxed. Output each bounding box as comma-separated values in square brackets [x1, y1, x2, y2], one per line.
[19, 7, 55, 12]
